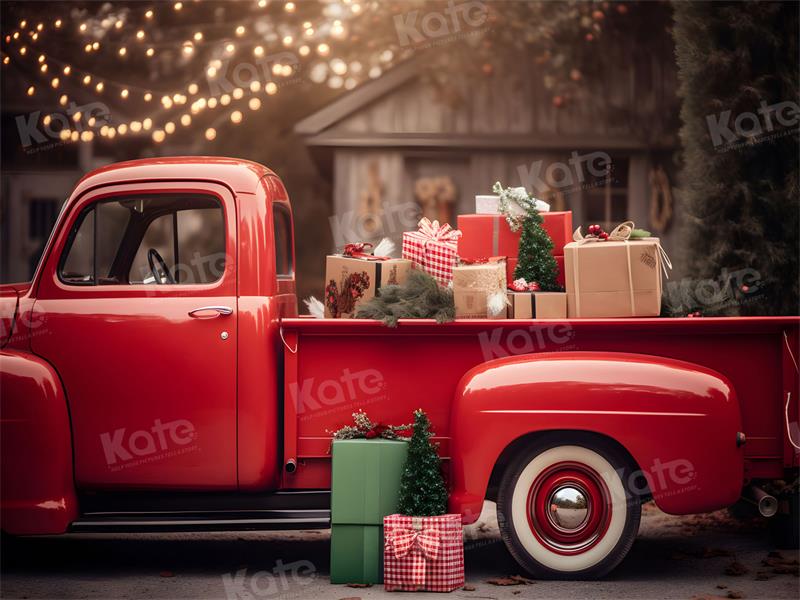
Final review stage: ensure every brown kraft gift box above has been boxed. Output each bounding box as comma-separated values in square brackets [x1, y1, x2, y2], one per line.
[324, 256, 412, 318]
[507, 292, 567, 319]
[564, 239, 663, 318]
[453, 260, 507, 319]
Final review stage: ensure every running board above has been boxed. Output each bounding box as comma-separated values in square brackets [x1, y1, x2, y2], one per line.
[70, 509, 330, 533]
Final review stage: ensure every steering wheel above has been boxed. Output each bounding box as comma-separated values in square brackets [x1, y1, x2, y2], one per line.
[147, 248, 176, 284]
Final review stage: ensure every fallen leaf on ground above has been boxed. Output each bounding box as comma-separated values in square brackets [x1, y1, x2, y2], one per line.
[486, 577, 522, 586]
[724, 561, 749, 576]
[462, 585, 476, 591]
[726, 591, 744, 599]
[510, 575, 536, 585]
[512, 591, 521, 595]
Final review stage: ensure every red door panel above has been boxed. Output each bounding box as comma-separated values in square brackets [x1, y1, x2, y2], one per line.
[32, 181, 238, 490]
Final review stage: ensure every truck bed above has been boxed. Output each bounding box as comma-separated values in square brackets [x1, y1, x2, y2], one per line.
[280, 317, 799, 490]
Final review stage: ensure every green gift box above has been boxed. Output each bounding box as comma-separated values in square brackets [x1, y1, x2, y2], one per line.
[330, 524, 383, 584]
[331, 439, 408, 525]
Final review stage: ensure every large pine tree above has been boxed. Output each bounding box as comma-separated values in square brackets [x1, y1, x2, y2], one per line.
[673, 2, 799, 315]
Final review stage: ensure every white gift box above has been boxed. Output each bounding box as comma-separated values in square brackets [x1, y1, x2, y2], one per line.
[475, 193, 550, 215]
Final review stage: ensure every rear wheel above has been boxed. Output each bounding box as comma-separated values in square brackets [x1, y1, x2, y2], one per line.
[497, 435, 641, 579]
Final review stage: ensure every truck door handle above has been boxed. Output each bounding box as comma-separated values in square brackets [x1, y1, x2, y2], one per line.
[188, 305, 233, 318]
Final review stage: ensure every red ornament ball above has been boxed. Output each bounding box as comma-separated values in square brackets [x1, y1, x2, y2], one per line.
[741, 285, 750, 293]
[598, 232, 609, 240]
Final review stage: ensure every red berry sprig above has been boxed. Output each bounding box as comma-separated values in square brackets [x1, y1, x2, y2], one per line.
[587, 224, 609, 240]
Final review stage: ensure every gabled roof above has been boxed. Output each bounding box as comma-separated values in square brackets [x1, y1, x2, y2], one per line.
[294, 59, 419, 137]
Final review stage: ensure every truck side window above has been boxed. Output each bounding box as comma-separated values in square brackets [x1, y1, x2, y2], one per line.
[273, 202, 293, 278]
[59, 195, 225, 286]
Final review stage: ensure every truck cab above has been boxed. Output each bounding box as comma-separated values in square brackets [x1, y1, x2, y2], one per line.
[2, 158, 307, 533]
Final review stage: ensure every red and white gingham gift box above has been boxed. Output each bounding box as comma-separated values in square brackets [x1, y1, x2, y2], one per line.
[402, 218, 461, 286]
[383, 513, 465, 592]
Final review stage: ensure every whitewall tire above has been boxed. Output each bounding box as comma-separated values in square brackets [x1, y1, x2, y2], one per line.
[497, 435, 641, 579]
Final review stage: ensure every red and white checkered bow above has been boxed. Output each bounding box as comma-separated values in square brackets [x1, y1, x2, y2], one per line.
[416, 218, 461, 244]
[389, 527, 440, 560]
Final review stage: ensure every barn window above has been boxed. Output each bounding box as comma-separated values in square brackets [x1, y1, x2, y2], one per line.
[581, 157, 629, 231]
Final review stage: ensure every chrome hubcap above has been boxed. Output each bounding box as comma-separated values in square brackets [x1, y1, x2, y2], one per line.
[547, 485, 589, 531]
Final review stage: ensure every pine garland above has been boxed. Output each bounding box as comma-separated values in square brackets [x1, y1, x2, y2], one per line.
[396, 409, 448, 517]
[355, 270, 455, 327]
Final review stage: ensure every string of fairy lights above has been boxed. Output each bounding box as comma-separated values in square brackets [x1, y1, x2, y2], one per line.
[1, 0, 399, 146]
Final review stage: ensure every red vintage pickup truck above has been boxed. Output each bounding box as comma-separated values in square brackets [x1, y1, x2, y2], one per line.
[1, 157, 798, 579]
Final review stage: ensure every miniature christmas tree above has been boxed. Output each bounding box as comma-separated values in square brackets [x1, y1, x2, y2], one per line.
[513, 206, 560, 291]
[396, 409, 448, 516]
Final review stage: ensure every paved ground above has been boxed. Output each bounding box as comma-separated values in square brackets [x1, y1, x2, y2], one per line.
[1, 502, 798, 600]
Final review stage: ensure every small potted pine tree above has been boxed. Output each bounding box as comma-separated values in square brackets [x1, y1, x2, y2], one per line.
[383, 409, 465, 592]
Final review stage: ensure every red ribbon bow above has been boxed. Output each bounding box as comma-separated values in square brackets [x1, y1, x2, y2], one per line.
[460, 256, 506, 265]
[342, 242, 388, 261]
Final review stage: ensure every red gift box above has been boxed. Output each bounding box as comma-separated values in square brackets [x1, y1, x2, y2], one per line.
[457, 211, 573, 260]
[505, 255, 565, 288]
[402, 218, 461, 286]
[383, 513, 464, 592]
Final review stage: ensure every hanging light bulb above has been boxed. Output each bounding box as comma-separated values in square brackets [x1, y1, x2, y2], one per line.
[83, 75, 91, 85]
[220, 94, 231, 106]
[317, 43, 330, 56]
[253, 45, 264, 57]
[73, 111, 82, 122]
[249, 97, 261, 110]
[143, 118, 153, 130]
[282, 35, 293, 46]
[81, 131, 94, 142]
[84, 43, 92, 52]
[182, 42, 194, 56]
[38, 54, 46, 63]
[120, 88, 129, 99]
[130, 121, 142, 132]
[164, 122, 176, 134]
[285, 2, 296, 13]
[174, 2, 183, 10]
[249, 80, 261, 92]
[95, 82, 104, 92]
[43, 115, 52, 126]
[146, 47, 155, 57]
[205, 127, 216, 140]
[258, 0, 268, 7]
[60, 129, 71, 141]
[230, 110, 243, 124]
[161, 96, 173, 109]
[144, 92, 153, 101]
[265, 82, 277, 95]
[180, 114, 191, 126]
[193, 32, 203, 41]
[136, 30, 145, 41]
[152, 130, 166, 143]
[40, 63, 48, 73]
[70, 131, 79, 142]
[63, 65, 71, 75]
[27, 85, 35, 96]
[232, 87, 244, 99]
[92, 42, 99, 50]
[207, 97, 218, 108]
[79, 23, 87, 32]
[114, 20, 123, 30]
[19, 46, 27, 55]
[299, 45, 310, 57]
[51, 77, 59, 88]
[235, 25, 246, 37]
[118, 47, 127, 56]
[59, 94, 68, 105]
[145, 10, 154, 19]
[188, 83, 199, 95]
[225, 43, 235, 55]
[54, 19, 62, 28]
[117, 124, 128, 135]
[2, 56, 9, 65]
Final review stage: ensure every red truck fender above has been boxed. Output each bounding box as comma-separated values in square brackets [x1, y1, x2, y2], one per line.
[1, 349, 77, 534]
[448, 351, 744, 523]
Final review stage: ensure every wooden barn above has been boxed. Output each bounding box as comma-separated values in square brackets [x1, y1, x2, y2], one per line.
[295, 49, 683, 277]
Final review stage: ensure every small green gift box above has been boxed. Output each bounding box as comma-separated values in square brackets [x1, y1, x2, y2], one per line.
[330, 524, 383, 584]
[331, 439, 408, 525]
